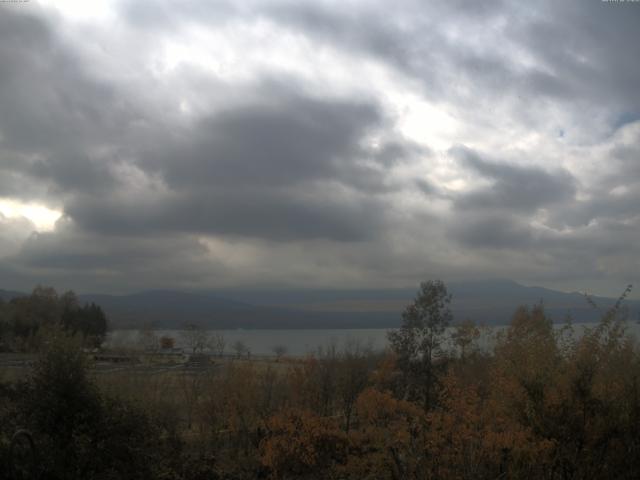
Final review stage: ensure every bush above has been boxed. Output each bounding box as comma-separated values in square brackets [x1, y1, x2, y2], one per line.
[13, 336, 183, 479]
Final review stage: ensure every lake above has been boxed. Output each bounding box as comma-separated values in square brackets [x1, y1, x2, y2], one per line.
[107, 328, 391, 356]
[106, 321, 640, 357]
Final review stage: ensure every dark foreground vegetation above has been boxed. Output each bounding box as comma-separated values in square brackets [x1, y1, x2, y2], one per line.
[1, 282, 639, 479]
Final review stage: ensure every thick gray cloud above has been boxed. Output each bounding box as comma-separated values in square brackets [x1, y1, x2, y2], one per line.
[0, 1, 638, 297]
[0, 7, 399, 245]
[510, 1, 640, 112]
[258, 0, 640, 142]
[2, 220, 225, 294]
[65, 189, 387, 241]
[54, 89, 396, 241]
[450, 215, 533, 249]
[444, 140, 638, 275]
[147, 94, 382, 189]
[0, 9, 137, 205]
[450, 145, 576, 213]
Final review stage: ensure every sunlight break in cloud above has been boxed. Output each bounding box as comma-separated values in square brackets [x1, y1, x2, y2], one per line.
[0, 199, 62, 232]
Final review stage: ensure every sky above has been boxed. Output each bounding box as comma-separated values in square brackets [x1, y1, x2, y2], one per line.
[0, 0, 639, 297]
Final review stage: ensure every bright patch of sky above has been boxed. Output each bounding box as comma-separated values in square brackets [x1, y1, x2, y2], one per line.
[0, 199, 62, 232]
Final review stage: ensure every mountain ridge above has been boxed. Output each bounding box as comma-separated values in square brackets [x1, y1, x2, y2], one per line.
[2, 280, 638, 329]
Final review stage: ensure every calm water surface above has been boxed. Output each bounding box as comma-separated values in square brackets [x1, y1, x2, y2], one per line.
[107, 322, 640, 357]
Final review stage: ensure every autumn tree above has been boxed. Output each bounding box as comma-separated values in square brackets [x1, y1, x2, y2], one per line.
[287, 356, 324, 413]
[388, 280, 452, 410]
[490, 304, 559, 457]
[159, 335, 175, 349]
[256, 365, 285, 422]
[221, 363, 261, 459]
[261, 409, 346, 479]
[346, 388, 427, 479]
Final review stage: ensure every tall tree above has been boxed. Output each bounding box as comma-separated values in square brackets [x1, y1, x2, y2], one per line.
[388, 279, 452, 410]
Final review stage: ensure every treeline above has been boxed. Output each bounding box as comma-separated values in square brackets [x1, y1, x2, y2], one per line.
[0, 286, 108, 351]
[1, 281, 639, 479]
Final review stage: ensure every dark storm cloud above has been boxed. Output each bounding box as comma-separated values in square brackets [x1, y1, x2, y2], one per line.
[15, 223, 208, 271]
[65, 188, 386, 242]
[29, 153, 121, 195]
[147, 94, 382, 189]
[57, 89, 395, 242]
[3, 220, 227, 293]
[450, 215, 533, 249]
[450, 145, 576, 213]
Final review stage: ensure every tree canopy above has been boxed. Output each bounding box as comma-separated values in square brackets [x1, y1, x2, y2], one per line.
[388, 279, 452, 409]
[0, 286, 108, 351]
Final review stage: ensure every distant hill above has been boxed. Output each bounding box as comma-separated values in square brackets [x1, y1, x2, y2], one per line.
[217, 279, 640, 327]
[78, 290, 396, 329]
[3, 281, 638, 329]
[447, 279, 637, 325]
[0, 289, 26, 302]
